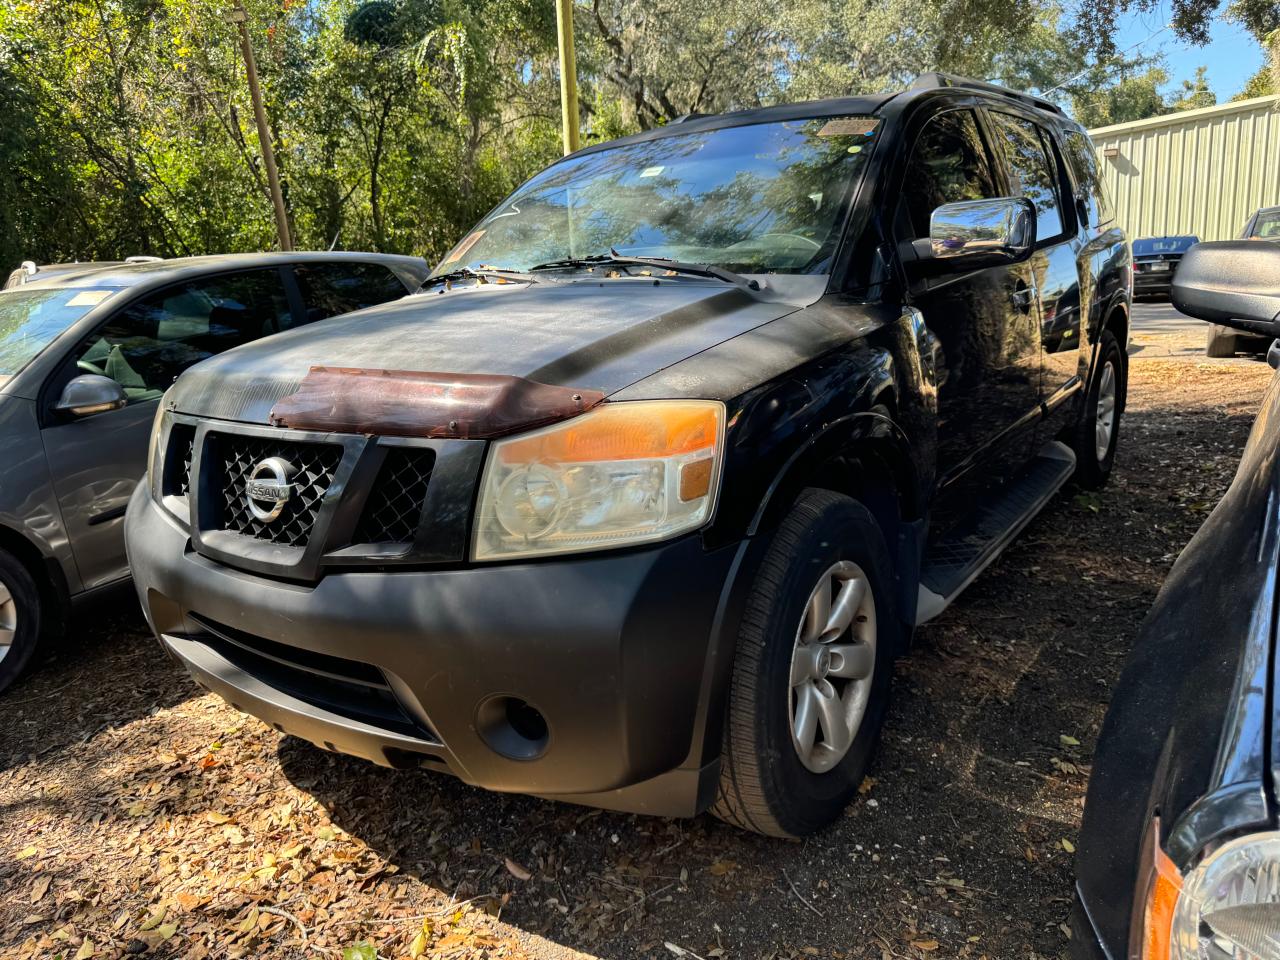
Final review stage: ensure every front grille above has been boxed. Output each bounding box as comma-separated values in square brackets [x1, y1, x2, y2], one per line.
[213, 434, 342, 547]
[190, 615, 438, 743]
[159, 424, 197, 500]
[172, 426, 195, 498]
[353, 448, 435, 544]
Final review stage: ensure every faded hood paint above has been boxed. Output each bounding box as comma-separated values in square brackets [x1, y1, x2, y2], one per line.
[169, 278, 811, 424]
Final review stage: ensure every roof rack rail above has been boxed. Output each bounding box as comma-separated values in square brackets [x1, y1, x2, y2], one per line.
[911, 72, 1065, 117]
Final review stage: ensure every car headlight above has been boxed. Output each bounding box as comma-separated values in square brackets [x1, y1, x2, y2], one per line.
[147, 400, 170, 503]
[471, 399, 725, 561]
[1146, 830, 1280, 959]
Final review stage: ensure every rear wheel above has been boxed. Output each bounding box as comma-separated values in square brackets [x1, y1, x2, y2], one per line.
[1205, 325, 1239, 358]
[1072, 330, 1125, 489]
[711, 489, 895, 837]
[0, 549, 42, 694]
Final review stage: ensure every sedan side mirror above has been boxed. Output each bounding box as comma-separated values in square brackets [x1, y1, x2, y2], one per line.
[1171, 240, 1280, 338]
[55, 374, 128, 418]
[908, 197, 1037, 273]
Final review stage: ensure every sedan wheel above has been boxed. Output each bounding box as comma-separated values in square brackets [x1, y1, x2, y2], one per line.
[0, 582, 18, 667]
[789, 561, 877, 774]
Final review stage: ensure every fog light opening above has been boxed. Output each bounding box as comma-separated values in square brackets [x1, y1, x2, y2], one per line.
[476, 696, 550, 760]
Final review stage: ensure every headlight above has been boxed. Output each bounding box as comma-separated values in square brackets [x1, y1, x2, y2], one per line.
[471, 400, 725, 561]
[146, 400, 170, 503]
[1146, 830, 1280, 959]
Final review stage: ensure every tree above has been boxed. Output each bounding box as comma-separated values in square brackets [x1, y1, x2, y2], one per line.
[1169, 64, 1216, 110]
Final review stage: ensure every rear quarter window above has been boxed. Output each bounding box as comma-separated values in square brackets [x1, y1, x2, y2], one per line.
[293, 262, 409, 325]
[1064, 132, 1115, 229]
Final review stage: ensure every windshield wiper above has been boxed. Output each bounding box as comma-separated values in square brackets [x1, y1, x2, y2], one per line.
[420, 265, 538, 291]
[529, 250, 762, 292]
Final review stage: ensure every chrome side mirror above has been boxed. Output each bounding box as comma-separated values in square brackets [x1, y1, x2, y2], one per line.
[926, 197, 1036, 268]
[55, 374, 128, 418]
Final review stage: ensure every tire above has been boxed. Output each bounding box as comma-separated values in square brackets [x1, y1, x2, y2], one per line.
[0, 548, 42, 694]
[1072, 330, 1125, 489]
[1205, 325, 1238, 358]
[711, 488, 896, 838]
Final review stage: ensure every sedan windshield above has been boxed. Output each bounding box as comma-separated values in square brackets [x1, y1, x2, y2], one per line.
[0, 287, 117, 378]
[434, 116, 881, 276]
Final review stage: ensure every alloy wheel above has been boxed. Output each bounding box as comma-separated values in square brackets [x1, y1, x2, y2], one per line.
[1095, 360, 1117, 461]
[0, 582, 18, 666]
[788, 561, 877, 774]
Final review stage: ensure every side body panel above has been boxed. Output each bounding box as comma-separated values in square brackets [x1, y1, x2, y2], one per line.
[41, 398, 158, 589]
[1074, 368, 1280, 956]
[0, 396, 80, 595]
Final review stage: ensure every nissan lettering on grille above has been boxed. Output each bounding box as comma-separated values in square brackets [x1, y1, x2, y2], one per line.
[245, 457, 296, 522]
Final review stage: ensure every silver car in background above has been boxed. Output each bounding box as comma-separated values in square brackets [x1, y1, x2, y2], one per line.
[0, 253, 429, 692]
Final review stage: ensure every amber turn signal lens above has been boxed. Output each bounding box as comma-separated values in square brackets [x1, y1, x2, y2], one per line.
[1143, 840, 1183, 960]
[679, 457, 714, 502]
[499, 401, 720, 464]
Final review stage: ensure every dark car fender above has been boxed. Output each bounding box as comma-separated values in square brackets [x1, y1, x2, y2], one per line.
[687, 329, 930, 768]
[1074, 370, 1280, 957]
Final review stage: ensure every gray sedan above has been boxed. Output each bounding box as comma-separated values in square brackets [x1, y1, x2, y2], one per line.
[0, 252, 429, 692]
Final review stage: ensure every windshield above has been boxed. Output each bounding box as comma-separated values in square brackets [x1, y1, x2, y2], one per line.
[1133, 237, 1197, 255]
[0, 287, 116, 378]
[434, 116, 881, 276]
[1249, 211, 1280, 239]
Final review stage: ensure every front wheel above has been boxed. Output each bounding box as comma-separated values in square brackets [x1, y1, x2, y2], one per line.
[711, 489, 896, 837]
[1072, 330, 1126, 489]
[0, 548, 43, 694]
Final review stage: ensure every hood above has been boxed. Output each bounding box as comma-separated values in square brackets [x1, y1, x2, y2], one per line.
[169, 277, 812, 424]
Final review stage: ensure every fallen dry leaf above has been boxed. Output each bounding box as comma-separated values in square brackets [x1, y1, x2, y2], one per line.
[29, 875, 50, 903]
[504, 857, 532, 881]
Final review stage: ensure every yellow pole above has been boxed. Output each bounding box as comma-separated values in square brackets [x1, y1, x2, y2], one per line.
[555, 0, 580, 155]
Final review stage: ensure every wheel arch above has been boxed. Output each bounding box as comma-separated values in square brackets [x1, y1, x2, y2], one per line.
[744, 409, 925, 636]
[0, 522, 70, 632]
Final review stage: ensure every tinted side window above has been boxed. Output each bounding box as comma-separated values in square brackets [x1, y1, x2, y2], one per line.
[1064, 131, 1114, 228]
[75, 269, 291, 401]
[294, 263, 408, 325]
[903, 109, 1000, 239]
[990, 112, 1065, 242]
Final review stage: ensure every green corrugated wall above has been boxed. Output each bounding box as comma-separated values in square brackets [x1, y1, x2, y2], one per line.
[1089, 94, 1280, 241]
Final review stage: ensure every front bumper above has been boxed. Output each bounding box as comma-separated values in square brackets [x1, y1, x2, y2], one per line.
[126, 483, 744, 816]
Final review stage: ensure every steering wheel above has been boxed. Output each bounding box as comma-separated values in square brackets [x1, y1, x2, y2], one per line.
[77, 359, 105, 376]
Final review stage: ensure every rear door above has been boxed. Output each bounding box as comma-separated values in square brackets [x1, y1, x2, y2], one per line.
[984, 109, 1084, 417]
[41, 268, 294, 589]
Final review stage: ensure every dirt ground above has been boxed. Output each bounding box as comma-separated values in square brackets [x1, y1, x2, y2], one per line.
[1, 352, 1273, 960]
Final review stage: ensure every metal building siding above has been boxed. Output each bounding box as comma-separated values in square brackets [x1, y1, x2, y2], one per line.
[1089, 95, 1280, 241]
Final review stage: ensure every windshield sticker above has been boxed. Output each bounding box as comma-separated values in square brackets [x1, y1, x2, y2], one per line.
[639, 166, 665, 178]
[440, 229, 486, 266]
[818, 118, 880, 138]
[67, 290, 113, 308]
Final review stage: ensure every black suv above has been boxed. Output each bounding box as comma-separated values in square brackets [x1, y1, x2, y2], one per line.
[126, 74, 1130, 837]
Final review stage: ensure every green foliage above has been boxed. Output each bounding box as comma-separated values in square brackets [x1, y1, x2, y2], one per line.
[1067, 62, 1221, 128]
[1169, 65, 1217, 111]
[0, 0, 1240, 271]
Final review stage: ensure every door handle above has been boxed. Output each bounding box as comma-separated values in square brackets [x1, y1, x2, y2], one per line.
[1012, 282, 1037, 314]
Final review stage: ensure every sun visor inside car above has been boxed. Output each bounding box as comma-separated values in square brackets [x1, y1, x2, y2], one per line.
[269, 366, 605, 439]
